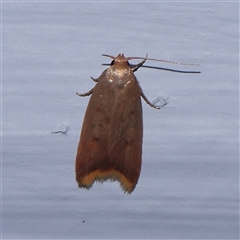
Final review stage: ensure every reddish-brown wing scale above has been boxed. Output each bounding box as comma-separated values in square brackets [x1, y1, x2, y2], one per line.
[76, 54, 143, 193]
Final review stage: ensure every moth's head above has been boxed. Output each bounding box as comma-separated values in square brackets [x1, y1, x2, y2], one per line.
[103, 53, 130, 69]
[102, 53, 148, 72]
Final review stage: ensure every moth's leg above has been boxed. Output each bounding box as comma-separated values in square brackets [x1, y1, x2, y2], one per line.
[90, 77, 98, 82]
[76, 87, 94, 97]
[131, 54, 148, 72]
[139, 85, 160, 109]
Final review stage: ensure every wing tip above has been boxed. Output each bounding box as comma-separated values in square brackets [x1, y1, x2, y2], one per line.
[76, 169, 136, 194]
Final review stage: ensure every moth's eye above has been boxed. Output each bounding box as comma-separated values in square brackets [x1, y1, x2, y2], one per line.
[111, 60, 114, 66]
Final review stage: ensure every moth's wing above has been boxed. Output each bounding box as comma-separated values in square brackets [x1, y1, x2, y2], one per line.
[107, 75, 143, 193]
[76, 71, 143, 193]
[76, 70, 113, 188]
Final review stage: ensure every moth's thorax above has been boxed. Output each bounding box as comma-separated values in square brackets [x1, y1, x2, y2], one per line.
[106, 66, 132, 80]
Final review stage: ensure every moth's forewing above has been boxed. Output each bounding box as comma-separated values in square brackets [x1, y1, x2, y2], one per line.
[76, 62, 143, 193]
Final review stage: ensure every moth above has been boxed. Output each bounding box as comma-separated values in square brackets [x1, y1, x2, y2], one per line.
[75, 54, 199, 193]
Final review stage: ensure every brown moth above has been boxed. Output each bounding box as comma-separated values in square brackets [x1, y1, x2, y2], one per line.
[75, 54, 159, 194]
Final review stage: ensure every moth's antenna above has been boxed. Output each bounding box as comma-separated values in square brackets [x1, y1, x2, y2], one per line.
[102, 54, 115, 59]
[101, 54, 201, 73]
[126, 56, 200, 66]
